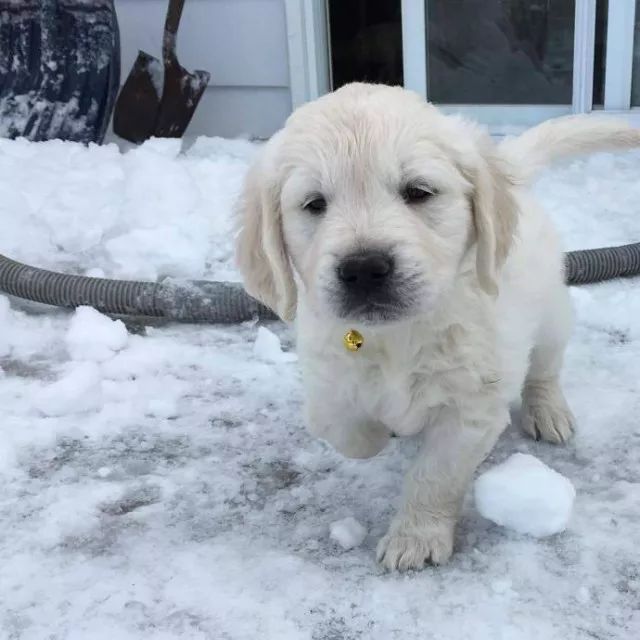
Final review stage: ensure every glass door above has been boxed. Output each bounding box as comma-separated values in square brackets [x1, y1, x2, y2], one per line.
[402, 0, 608, 129]
[426, 1, 574, 104]
[327, 1, 403, 88]
[324, 0, 639, 130]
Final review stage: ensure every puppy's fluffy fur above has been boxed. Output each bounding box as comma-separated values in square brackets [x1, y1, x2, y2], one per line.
[236, 83, 640, 570]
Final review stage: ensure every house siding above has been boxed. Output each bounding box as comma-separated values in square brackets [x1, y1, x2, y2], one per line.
[114, 0, 293, 138]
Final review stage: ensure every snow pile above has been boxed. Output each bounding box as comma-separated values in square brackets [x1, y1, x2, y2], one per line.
[329, 517, 367, 550]
[0, 136, 256, 282]
[65, 306, 128, 362]
[475, 453, 576, 537]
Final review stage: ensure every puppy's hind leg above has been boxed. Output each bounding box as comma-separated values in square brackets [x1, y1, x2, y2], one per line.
[521, 286, 575, 444]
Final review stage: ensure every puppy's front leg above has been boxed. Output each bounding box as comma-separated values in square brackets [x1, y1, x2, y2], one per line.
[377, 403, 508, 571]
[306, 396, 391, 460]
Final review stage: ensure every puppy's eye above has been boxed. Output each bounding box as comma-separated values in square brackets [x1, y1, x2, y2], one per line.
[302, 195, 327, 214]
[402, 185, 435, 204]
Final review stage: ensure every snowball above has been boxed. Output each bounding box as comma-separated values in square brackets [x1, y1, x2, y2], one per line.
[329, 517, 367, 550]
[35, 362, 103, 417]
[474, 453, 575, 537]
[253, 327, 297, 363]
[65, 306, 128, 362]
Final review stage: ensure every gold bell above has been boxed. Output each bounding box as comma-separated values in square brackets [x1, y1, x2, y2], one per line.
[343, 329, 364, 352]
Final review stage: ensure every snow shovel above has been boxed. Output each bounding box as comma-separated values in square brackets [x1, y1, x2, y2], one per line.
[112, 0, 210, 143]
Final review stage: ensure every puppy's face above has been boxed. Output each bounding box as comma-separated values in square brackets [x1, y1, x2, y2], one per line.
[237, 84, 515, 323]
[279, 100, 474, 324]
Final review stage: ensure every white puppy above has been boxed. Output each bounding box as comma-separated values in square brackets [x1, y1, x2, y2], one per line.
[235, 83, 640, 570]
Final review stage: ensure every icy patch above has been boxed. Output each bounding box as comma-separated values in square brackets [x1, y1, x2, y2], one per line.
[34, 362, 103, 417]
[329, 517, 367, 550]
[253, 327, 297, 363]
[474, 453, 576, 537]
[65, 306, 128, 362]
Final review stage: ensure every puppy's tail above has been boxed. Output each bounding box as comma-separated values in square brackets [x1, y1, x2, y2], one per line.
[498, 115, 640, 183]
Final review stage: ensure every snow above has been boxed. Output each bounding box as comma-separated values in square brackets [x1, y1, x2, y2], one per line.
[474, 453, 576, 537]
[1, 135, 639, 639]
[34, 361, 103, 417]
[329, 517, 368, 550]
[0, 294, 11, 357]
[65, 306, 128, 362]
[253, 326, 298, 363]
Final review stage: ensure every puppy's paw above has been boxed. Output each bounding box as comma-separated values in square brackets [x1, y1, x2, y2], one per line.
[521, 381, 575, 444]
[376, 517, 454, 571]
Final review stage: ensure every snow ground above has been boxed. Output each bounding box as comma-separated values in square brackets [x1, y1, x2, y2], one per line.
[1, 136, 639, 640]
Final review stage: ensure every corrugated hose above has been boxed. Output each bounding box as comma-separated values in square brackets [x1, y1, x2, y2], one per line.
[1, 244, 639, 324]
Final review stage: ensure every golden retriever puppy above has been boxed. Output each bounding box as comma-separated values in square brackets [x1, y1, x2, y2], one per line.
[236, 83, 640, 570]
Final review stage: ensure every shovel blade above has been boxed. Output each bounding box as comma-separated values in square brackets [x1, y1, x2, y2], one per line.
[153, 64, 211, 139]
[112, 50, 162, 144]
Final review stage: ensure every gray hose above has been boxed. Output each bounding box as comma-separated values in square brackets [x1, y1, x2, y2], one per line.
[0, 253, 276, 323]
[564, 242, 640, 285]
[1, 244, 639, 323]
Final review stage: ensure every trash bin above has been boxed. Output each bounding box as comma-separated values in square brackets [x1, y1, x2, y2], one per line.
[0, 0, 120, 143]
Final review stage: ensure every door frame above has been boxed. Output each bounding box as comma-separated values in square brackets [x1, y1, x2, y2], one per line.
[603, 0, 637, 110]
[284, 0, 331, 109]
[585, 0, 640, 127]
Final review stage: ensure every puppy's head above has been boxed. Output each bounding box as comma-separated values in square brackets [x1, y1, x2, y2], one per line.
[236, 83, 516, 324]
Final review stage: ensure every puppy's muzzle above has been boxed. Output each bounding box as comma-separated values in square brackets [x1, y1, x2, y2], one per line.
[329, 249, 420, 322]
[333, 250, 408, 322]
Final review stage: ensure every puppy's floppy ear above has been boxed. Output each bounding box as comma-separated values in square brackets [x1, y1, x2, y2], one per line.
[235, 138, 297, 321]
[469, 150, 518, 295]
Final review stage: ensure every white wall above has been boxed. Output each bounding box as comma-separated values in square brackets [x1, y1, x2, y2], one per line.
[114, 0, 293, 139]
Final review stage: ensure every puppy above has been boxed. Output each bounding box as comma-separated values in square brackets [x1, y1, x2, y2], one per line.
[235, 83, 640, 570]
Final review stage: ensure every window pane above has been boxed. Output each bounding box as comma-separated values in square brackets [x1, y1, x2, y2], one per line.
[633, 0, 640, 106]
[328, 0, 403, 90]
[426, 0, 575, 104]
[593, 0, 608, 106]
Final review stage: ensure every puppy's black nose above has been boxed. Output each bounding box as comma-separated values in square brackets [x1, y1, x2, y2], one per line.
[337, 252, 394, 289]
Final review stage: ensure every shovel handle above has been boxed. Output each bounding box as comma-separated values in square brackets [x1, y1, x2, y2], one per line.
[163, 0, 185, 64]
